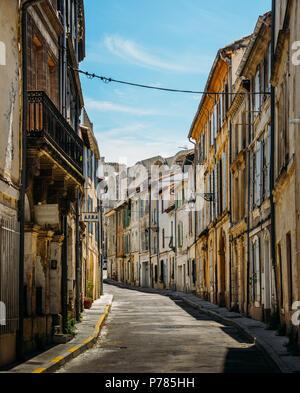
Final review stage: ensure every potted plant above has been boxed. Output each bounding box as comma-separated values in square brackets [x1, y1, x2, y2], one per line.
[84, 297, 93, 309]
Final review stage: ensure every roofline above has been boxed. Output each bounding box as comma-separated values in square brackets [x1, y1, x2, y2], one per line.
[188, 34, 253, 139]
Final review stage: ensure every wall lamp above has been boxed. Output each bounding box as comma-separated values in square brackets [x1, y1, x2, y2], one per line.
[188, 192, 215, 209]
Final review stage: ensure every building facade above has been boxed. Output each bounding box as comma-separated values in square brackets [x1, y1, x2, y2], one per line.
[0, 0, 21, 368]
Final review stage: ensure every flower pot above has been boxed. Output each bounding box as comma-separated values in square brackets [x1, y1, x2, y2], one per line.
[84, 299, 93, 309]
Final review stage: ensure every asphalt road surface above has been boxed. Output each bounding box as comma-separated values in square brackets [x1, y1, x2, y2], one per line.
[57, 283, 277, 373]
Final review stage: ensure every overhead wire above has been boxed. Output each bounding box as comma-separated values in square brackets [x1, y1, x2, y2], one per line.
[71, 67, 271, 96]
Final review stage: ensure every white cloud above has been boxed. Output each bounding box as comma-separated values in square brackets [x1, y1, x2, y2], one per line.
[85, 97, 158, 116]
[96, 123, 148, 137]
[95, 131, 190, 166]
[104, 35, 211, 74]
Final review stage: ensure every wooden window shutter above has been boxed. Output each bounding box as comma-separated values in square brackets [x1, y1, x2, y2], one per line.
[223, 152, 227, 210]
[256, 142, 262, 206]
[255, 238, 261, 302]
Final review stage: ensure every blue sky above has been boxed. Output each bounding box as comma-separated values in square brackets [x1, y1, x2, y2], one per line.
[81, 0, 271, 165]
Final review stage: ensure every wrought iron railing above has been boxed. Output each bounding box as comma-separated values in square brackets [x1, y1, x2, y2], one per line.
[27, 91, 83, 172]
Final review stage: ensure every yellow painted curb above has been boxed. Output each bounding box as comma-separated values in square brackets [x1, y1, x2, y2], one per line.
[82, 339, 92, 344]
[32, 368, 46, 373]
[93, 302, 112, 335]
[51, 356, 65, 363]
[67, 347, 80, 353]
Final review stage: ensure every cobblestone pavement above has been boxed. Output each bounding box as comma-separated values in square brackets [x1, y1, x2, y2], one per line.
[56, 283, 277, 373]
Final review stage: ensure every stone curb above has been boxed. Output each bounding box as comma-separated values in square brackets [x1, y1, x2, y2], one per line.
[177, 296, 291, 374]
[42, 300, 113, 373]
[104, 279, 297, 374]
[14, 297, 114, 374]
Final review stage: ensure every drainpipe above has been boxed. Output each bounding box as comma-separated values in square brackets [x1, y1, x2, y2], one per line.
[156, 198, 160, 287]
[220, 51, 233, 307]
[229, 121, 232, 307]
[188, 137, 197, 292]
[75, 86, 80, 319]
[75, 187, 80, 321]
[99, 198, 104, 296]
[19, 0, 44, 362]
[246, 85, 251, 316]
[270, 0, 279, 311]
[148, 180, 152, 288]
[61, 215, 68, 333]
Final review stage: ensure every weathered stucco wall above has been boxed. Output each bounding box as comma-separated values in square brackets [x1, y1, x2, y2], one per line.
[0, 0, 20, 184]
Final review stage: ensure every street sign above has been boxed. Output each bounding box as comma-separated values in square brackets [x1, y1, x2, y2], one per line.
[81, 212, 99, 222]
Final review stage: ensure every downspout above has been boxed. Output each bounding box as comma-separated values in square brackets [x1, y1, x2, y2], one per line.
[188, 137, 197, 292]
[220, 51, 233, 307]
[99, 198, 104, 295]
[157, 198, 160, 287]
[270, 0, 279, 312]
[61, 215, 68, 333]
[246, 86, 251, 315]
[60, 0, 68, 333]
[148, 180, 152, 287]
[75, 187, 80, 321]
[229, 120, 232, 307]
[75, 89, 80, 319]
[19, 0, 44, 361]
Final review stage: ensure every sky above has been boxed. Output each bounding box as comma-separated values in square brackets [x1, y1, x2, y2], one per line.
[81, 0, 271, 166]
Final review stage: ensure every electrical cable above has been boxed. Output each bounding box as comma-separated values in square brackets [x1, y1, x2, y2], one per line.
[71, 67, 271, 96]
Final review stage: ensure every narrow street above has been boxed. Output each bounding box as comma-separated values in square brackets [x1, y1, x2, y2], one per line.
[57, 283, 277, 373]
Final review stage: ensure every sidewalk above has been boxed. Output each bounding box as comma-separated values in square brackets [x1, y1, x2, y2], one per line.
[105, 278, 300, 373]
[7, 293, 113, 373]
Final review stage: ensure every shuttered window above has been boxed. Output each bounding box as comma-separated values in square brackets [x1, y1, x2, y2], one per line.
[223, 152, 227, 210]
[254, 67, 260, 115]
[256, 142, 262, 206]
[214, 167, 218, 219]
[250, 241, 255, 301]
[266, 126, 271, 197]
[214, 105, 217, 140]
[255, 238, 261, 303]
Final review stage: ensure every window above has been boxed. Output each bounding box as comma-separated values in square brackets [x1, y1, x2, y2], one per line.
[162, 228, 165, 249]
[251, 238, 261, 303]
[94, 155, 98, 186]
[177, 221, 183, 247]
[155, 265, 158, 283]
[160, 260, 164, 282]
[251, 151, 256, 210]
[241, 111, 247, 149]
[86, 149, 93, 180]
[253, 67, 261, 115]
[223, 152, 227, 210]
[278, 243, 284, 309]
[192, 259, 196, 284]
[88, 196, 93, 234]
[189, 211, 193, 235]
[255, 141, 263, 206]
[153, 235, 157, 254]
